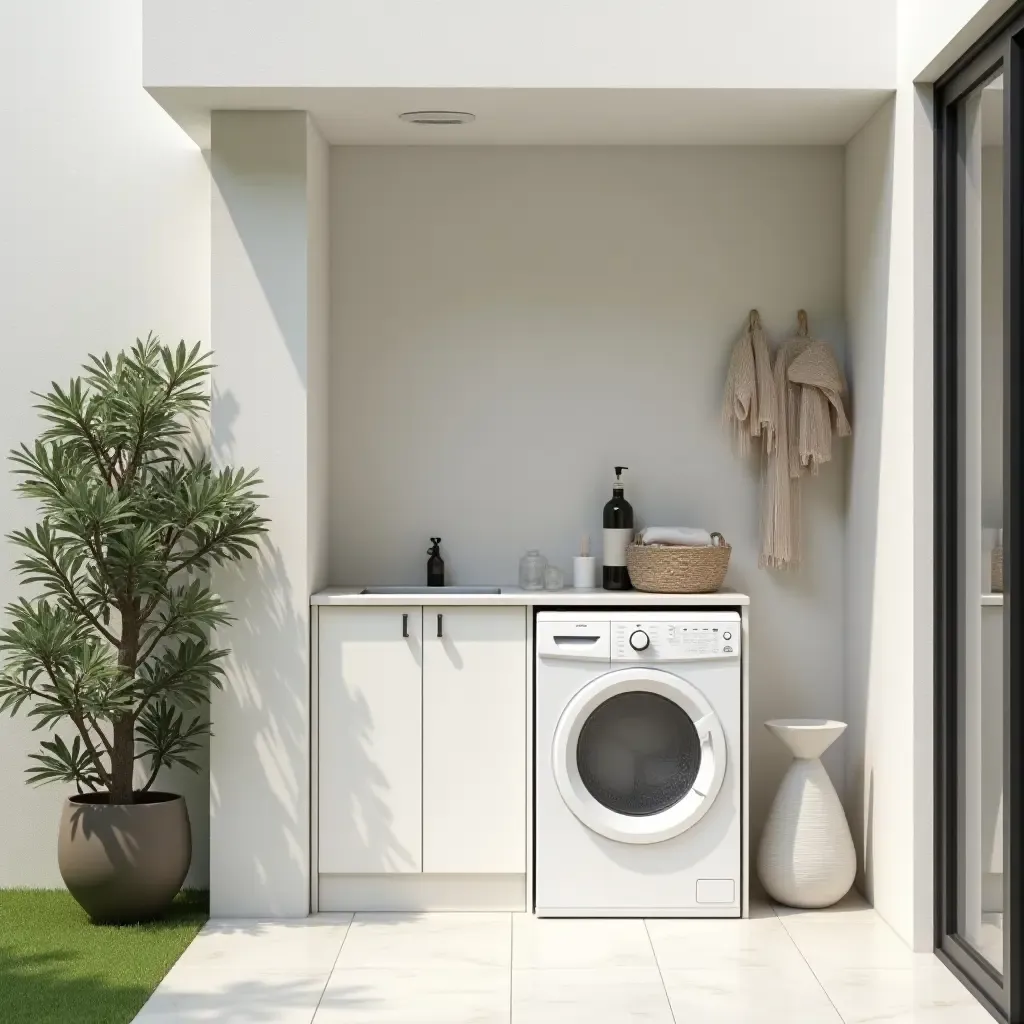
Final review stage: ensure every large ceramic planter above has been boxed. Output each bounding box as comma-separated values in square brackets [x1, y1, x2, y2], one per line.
[58, 791, 191, 923]
[757, 719, 856, 908]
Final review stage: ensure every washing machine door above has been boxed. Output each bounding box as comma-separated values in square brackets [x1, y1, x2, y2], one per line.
[552, 667, 727, 844]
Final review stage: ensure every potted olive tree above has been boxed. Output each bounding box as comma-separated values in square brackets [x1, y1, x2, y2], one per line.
[0, 337, 267, 922]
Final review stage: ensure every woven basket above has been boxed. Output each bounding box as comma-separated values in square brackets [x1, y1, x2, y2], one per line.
[993, 545, 1004, 593]
[626, 532, 732, 594]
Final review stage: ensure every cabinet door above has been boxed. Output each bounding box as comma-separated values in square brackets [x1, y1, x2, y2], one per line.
[423, 606, 527, 874]
[318, 607, 422, 874]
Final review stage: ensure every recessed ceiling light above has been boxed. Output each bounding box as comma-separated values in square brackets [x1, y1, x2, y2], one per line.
[398, 110, 476, 126]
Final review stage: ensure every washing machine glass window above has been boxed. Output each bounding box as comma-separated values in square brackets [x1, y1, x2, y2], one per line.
[552, 667, 727, 845]
[576, 691, 702, 817]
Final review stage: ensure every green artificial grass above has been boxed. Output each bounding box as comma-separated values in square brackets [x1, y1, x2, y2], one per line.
[0, 888, 208, 1024]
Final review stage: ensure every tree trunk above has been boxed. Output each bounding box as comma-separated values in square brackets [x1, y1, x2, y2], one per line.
[111, 605, 139, 804]
[109, 717, 135, 803]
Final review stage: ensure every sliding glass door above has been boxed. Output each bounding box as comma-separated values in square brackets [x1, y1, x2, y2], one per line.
[935, 8, 1024, 1020]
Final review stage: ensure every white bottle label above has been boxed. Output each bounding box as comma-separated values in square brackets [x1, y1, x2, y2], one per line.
[603, 528, 633, 568]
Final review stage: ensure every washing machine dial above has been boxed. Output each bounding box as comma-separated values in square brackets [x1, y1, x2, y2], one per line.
[629, 629, 650, 652]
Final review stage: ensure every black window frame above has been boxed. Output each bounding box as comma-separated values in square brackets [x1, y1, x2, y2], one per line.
[935, 5, 1024, 1020]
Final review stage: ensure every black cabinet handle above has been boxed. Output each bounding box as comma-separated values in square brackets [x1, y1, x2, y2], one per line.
[437, 613, 443, 638]
[402, 613, 409, 638]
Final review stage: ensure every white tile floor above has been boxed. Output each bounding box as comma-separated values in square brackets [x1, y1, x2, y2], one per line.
[134, 895, 993, 1023]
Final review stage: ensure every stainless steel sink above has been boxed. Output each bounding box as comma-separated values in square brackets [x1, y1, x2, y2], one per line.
[360, 586, 502, 595]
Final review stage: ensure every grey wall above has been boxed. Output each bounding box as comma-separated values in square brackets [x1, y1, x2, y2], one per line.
[328, 145, 849, 840]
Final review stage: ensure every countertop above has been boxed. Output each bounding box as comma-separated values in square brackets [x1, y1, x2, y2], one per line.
[311, 587, 750, 607]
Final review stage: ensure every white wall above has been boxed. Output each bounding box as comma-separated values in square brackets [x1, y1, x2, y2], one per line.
[844, 98, 894, 926]
[0, 1, 209, 887]
[329, 145, 849, 842]
[900, 0, 1016, 81]
[845, 0, 1017, 953]
[144, 0, 894, 93]
[844, 86, 935, 950]
[209, 112, 329, 916]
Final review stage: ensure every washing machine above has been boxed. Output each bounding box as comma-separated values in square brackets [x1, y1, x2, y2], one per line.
[535, 610, 742, 917]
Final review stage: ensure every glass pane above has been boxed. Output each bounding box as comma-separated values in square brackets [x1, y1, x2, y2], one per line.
[957, 69, 1004, 974]
[576, 691, 701, 816]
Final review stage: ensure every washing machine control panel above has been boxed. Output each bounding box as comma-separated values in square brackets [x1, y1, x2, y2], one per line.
[611, 621, 740, 661]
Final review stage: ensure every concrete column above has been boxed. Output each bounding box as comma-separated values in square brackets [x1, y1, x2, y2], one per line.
[209, 111, 328, 916]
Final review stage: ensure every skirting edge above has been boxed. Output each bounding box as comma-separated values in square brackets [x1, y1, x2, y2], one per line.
[319, 873, 526, 912]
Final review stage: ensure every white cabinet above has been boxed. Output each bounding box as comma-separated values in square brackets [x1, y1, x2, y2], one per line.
[318, 606, 423, 874]
[423, 606, 527, 874]
[317, 603, 527, 882]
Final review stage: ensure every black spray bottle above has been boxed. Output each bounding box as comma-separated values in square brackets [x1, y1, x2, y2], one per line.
[427, 538, 445, 587]
[602, 467, 634, 590]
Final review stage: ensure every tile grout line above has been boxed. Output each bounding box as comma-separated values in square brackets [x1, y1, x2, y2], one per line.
[774, 902, 957, 1020]
[309, 912, 356, 1023]
[772, 908, 849, 1023]
[644, 919, 678, 1024]
[508, 912, 514, 1024]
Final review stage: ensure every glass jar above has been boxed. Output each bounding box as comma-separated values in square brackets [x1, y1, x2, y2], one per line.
[519, 550, 548, 590]
[544, 564, 564, 591]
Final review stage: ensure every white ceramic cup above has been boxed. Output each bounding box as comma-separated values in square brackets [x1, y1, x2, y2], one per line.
[573, 556, 596, 589]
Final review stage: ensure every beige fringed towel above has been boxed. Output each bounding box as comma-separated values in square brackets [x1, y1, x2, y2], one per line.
[722, 309, 777, 455]
[760, 311, 851, 569]
[788, 338, 851, 474]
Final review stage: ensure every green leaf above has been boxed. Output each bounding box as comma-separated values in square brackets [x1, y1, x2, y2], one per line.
[0, 337, 269, 799]
[26, 735, 102, 790]
[136, 700, 211, 785]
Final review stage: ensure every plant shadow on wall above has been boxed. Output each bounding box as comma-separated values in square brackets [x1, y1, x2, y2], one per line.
[206, 536, 326, 893]
[326, 644, 424, 872]
[321, 664, 423, 873]
[211, 387, 418, 894]
[0, 338, 268, 924]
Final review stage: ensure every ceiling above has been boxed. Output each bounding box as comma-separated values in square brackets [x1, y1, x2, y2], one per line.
[149, 87, 894, 150]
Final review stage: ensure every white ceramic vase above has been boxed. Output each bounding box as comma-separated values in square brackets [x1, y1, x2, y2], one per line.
[757, 719, 856, 908]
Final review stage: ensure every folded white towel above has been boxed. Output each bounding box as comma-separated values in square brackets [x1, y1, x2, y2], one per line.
[640, 526, 713, 547]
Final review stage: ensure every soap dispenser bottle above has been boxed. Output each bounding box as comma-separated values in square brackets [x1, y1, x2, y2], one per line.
[602, 467, 634, 590]
[427, 538, 445, 587]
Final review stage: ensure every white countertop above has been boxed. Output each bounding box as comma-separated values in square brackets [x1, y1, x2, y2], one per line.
[311, 586, 750, 607]
[982, 593, 1005, 607]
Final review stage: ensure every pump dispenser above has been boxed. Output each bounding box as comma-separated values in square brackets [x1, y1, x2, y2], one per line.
[602, 467, 634, 590]
[427, 538, 445, 587]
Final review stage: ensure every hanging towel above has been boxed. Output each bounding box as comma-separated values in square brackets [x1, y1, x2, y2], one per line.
[721, 309, 777, 456]
[639, 526, 714, 547]
[760, 311, 852, 569]
[760, 333, 808, 568]
[787, 340, 851, 475]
